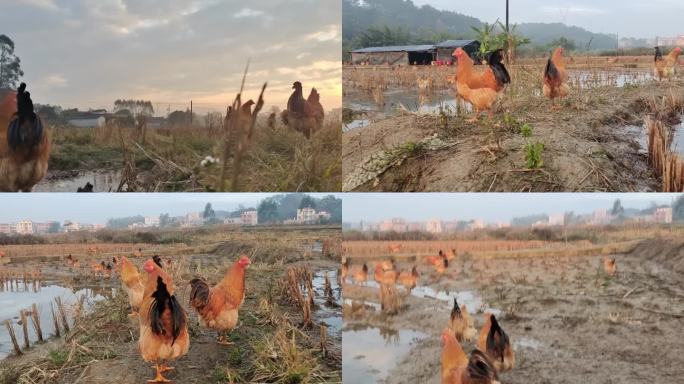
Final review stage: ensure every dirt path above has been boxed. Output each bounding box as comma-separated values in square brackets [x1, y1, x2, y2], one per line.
[343, 238, 684, 384]
[343, 79, 684, 192]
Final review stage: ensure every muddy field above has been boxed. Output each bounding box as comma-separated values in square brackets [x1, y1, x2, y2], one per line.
[0, 226, 342, 384]
[343, 59, 684, 192]
[342, 237, 684, 384]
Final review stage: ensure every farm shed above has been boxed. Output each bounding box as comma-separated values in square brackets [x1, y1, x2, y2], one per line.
[350, 44, 436, 66]
[350, 40, 481, 66]
[434, 40, 480, 63]
[66, 113, 106, 128]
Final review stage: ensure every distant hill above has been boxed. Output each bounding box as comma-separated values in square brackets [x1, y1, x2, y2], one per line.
[344, 0, 618, 51]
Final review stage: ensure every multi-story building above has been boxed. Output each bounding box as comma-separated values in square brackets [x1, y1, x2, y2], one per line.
[653, 207, 673, 224]
[548, 213, 565, 227]
[63, 221, 81, 233]
[0, 223, 14, 234]
[426, 219, 443, 234]
[15, 220, 34, 235]
[145, 216, 160, 227]
[297, 208, 318, 223]
[241, 210, 258, 226]
[34, 222, 55, 234]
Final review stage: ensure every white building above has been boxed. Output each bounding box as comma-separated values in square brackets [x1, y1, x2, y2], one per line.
[241, 210, 258, 226]
[469, 220, 486, 231]
[426, 219, 443, 234]
[297, 208, 318, 223]
[653, 207, 673, 224]
[15, 220, 34, 235]
[223, 218, 242, 225]
[548, 213, 565, 227]
[0, 223, 12, 234]
[63, 221, 81, 233]
[145, 216, 160, 227]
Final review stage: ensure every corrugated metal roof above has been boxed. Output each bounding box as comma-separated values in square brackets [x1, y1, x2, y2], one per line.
[434, 40, 478, 48]
[351, 44, 436, 53]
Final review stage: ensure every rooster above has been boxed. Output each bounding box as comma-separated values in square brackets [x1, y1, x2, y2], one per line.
[397, 266, 419, 292]
[120, 256, 145, 317]
[374, 263, 398, 285]
[350, 263, 368, 285]
[442, 329, 500, 384]
[281, 82, 322, 138]
[189, 255, 250, 345]
[452, 48, 510, 122]
[0, 83, 50, 191]
[543, 47, 570, 108]
[449, 298, 476, 342]
[603, 257, 617, 276]
[341, 259, 349, 284]
[477, 313, 515, 372]
[139, 259, 189, 383]
[654, 46, 682, 81]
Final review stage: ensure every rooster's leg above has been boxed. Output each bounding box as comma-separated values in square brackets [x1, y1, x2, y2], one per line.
[159, 361, 175, 372]
[217, 332, 233, 346]
[466, 111, 480, 123]
[147, 363, 172, 383]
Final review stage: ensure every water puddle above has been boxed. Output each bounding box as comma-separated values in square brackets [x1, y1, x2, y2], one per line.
[312, 270, 342, 335]
[569, 70, 651, 89]
[409, 286, 501, 316]
[622, 124, 649, 154]
[0, 279, 113, 359]
[671, 117, 684, 158]
[342, 326, 426, 384]
[343, 298, 381, 312]
[34, 170, 122, 192]
[515, 337, 543, 351]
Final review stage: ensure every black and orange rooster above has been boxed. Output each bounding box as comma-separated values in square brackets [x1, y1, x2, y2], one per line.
[477, 313, 515, 372]
[543, 47, 569, 108]
[139, 259, 189, 383]
[0, 82, 50, 191]
[441, 329, 500, 384]
[281, 81, 323, 138]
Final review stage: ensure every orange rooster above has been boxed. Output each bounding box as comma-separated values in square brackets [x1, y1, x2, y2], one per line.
[603, 257, 617, 276]
[305, 88, 325, 133]
[189, 255, 250, 345]
[132, 248, 143, 258]
[374, 263, 398, 285]
[425, 251, 447, 265]
[139, 259, 189, 383]
[449, 298, 476, 342]
[441, 329, 500, 384]
[397, 266, 419, 292]
[0, 83, 50, 192]
[654, 46, 682, 81]
[452, 48, 510, 122]
[447, 249, 457, 262]
[543, 47, 570, 108]
[341, 259, 349, 284]
[350, 263, 369, 285]
[388, 244, 402, 254]
[477, 313, 515, 372]
[120, 256, 145, 317]
[0, 250, 5, 258]
[380, 259, 396, 271]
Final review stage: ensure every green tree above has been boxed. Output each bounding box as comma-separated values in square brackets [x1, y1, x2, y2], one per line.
[159, 213, 171, 228]
[471, 22, 501, 59]
[673, 195, 684, 222]
[0, 35, 23, 88]
[113, 99, 154, 117]
[611, 199, 624, 217]
[48, 222, 61, 234]
[299, 195, 317, 210]
[203, 203, 215, 220]
[258, 200, 279, 224]
[549, 37, 577, 51]
[355, 25, 410, 48]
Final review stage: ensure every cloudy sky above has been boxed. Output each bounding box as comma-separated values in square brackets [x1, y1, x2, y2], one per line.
[0, 0, 341, 115]
[343, 193, 681, 223]
[413, 0, 684, 38]
[0, 193, 341, 224]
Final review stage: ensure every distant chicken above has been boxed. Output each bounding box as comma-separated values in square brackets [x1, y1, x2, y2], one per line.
[654, 46, 682, 81]
[341, 259, 349, 284]
[350, 263, 369, 285]
[120, 256, 144, 317]
[281, 82, 324, 139]
[189, 255, 250, 345]
[477, 313, 515, 372]
[0, 82, 50, 192]
[449, 298, 476, 342]
[442, 329, 500, 384]
[388, 244, 402, 254]
[374, 263, 398, 285]
[0, 250, 5, 258]
[380, 259, 396, 271]
[543, 47, 570, 108]
[132, 248, 143, 258]
[139, 259, 189, 383]
[397, 266, 419, 292]
[603, 257, 617, 276]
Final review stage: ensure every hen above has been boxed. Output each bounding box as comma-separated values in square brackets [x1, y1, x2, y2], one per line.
[397, 266, 419, 292]
[449, 298, 476, 342]
[442, 329, 500, 384]
[0, 83, 50, 191]
[603, 257, 617, 276]
[374, 263, 398, 285]
[120, 256, 144, 316]
[654, 46, 682, 81]
[189, 255, 250, 345]
[281, 82, 323, 138]
[543, 47, 570, 108]
[452, 48, 510, 122]
[477, 313, 515, 372]
[139, 259, 189, 382]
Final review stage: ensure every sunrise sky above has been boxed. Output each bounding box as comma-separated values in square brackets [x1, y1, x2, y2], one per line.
[0, 0, 342, 115]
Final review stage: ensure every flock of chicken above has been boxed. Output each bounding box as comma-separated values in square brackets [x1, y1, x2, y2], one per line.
[98, 254, 252, 382]
[281, 81, 326, 139]
[451, 45, 683, 122]
[343, 247, 621, 384]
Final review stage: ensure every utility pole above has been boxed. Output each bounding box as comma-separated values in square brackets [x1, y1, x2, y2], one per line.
[506, 0, 509, 32]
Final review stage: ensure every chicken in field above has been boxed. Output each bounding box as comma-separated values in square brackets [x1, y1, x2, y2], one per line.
[654, 46, 682, 81]
[374, 263, 398, 285]
[452, 48, 510, 122]
[120, 256, 144, 317]
[132, 248, 143, 258]
[477, 313, 515, 372]
[425, 251, 447, 266]
[350, 263, 368, 285]
[397, 266, 419, 292]
[388, 244, 402, 254]
[543, 47, 570, 108]
[189, 255, 250, 345]
[380, 259, 396, 271]
[139, 259, 189, 383]
[447, 249, 457, 262]
[0, 250, 6, 258]
[281, 82, 323, 139]
[340, 259, 349, 284]
[442, 329, 500, 384]
[449, 298, 476, 342]
[0, 83, 50, 192]
[603, 257, 617, 276]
